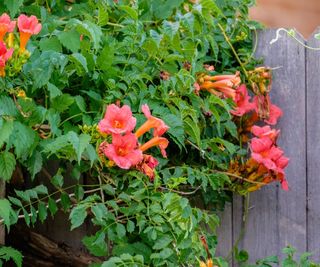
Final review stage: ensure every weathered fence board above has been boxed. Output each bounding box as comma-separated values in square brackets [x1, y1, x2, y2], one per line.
[216, 203, 233, 260]
[0, 180, 5, 245]
[273, 29, 307, 257]
[307, 28, 320, 261]
[241, 28, 307, 262]
[217, 29, 309, 264]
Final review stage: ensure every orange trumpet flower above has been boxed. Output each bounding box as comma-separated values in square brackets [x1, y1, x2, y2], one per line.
[139, 136, 169, 158]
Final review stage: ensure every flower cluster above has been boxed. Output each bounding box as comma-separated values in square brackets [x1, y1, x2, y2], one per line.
[0, 13, 41, 77]
[229, 71, 288, 191]
[249, 125, 289, 190]
[196, 66, 289, 192]
[195, 71, 241, 99]
[98, 103, 169, 180]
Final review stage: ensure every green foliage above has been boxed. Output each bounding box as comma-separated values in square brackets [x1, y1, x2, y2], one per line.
[239, 246, 320, 267]
[0, 0, 268, 266]
[0, 246, 23, 267]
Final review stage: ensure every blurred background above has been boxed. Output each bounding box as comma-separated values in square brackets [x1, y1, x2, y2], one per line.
[250, 0, 320, 38]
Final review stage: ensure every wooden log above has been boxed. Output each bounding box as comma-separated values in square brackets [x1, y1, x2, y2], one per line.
[0, 179, 5, 245]
[9, 227, 101, 267]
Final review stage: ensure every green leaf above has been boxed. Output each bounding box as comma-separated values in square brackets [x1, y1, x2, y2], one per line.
[0, 246, 23, 267]
[97, 44, 114, 71]
[51, 94, 75, 113]
[75, 20, 102, 50]
[58, 30, 81, 53]
[9, 122, 36, 158]
[91, 204, 108, 222]
[69, 205, 88, 230]
[61, 193, 71, 211]
[184, 117, 201, 147]
[235, 249, 249, 263]
[48, 197, 58, 216]
[84, 144, 98, 167]
[101, 257, 123, 267]
[0, 96, 18, 117]
[0, 119, 13, 148]
[159, 248, 173, 259]
[39, 37, 62, 52]
[152, 236, 172, 250]
[119, 6, 138, 20]
[116, 223, 126, 238]
[98, 3, 109, 26]
[213, 137, 236, 154]
[75, 96, 86, 112]
[68, 132, 91, 164]
[0, 151, 16, 181]
[315, 33, 320, 40]
[46, 109, 61, 136]
[4, 0, 23, 17]
[34, 184, 48, 195]
[27, 151, 43, 180]
[162, 21, 180, 39]
[0, 199, 12, 230]
[126, 220, 135, 233]
[38, 201, 48, 223]
[200, 0, 223, 16]
[151, 0, 184, 20]
[82, 233, 107, 257]
[51, 169, 64, 188]
[70, 53, 89, 73]
[47, 83, 62, 100]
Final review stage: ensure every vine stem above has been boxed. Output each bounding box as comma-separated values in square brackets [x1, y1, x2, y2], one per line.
[217, 23, 249, 79]
[214, 171, 267, 186]
[0, 187, 102, 225]
[270, 28, 320, 50]
[159, 185, 201, 196]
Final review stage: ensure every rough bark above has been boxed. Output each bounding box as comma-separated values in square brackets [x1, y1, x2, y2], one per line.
[9, 227, 102, 267]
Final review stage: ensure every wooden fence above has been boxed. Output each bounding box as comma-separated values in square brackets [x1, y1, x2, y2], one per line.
[216, 28, 320, 265]
[1, 29, 320, 265]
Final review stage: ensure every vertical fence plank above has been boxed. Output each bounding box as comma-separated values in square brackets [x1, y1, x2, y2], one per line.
[274, 29, 307, 256]
[0, 180, 5, 245]
[232, 29, 307, 264]
[306, 28, 320, 261]
[216, 203, 233, 260]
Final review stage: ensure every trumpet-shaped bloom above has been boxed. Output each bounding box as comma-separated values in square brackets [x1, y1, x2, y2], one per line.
[102, 133, 143, 169]
[250, 137, 278, 171]
[231, 84, 254, 116]
[136, 154, 159, 181]
[0, 41, 13, 77]
[98, 104, 136, 135]
[135, 104, 169, 138]
[199, 80, 236, 99]
[253, 95, 283, 125]
[0, 13, 16, 41]
[265, 102, 283, 125]
[17, 14, 42, 52]
[199, 259, 214, 267]
[198, 72, 240, 100]
[251, 125, 280, 141]
[139, 136, 169, 158]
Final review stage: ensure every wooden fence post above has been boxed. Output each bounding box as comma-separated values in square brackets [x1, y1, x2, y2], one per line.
[0, 180, 5, 245]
